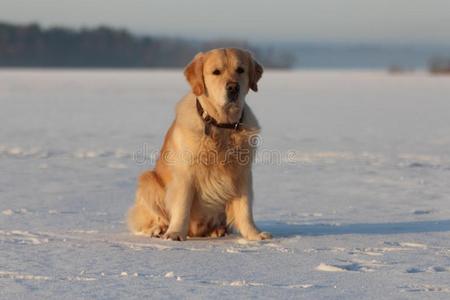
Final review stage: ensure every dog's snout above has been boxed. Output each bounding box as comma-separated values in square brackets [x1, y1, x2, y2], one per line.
[226, 82, 240, 101]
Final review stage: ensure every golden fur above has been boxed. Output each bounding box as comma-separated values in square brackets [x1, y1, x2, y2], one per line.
[127, 48, 271, 241]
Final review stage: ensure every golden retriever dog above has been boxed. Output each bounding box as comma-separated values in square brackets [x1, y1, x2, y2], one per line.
[127, 48, 272, 241]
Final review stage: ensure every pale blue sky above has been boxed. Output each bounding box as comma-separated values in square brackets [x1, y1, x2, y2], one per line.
[1, 0, 449, 44]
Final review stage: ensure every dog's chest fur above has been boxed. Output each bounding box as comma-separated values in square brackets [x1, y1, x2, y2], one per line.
[193, 129, 257, 210]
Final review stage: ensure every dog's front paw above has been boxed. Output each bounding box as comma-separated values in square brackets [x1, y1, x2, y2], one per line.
[246, 231, 272, 241]
[163, 231, 186, 241]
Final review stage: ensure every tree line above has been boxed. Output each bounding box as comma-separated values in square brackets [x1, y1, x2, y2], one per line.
[0, 22, 295, 68]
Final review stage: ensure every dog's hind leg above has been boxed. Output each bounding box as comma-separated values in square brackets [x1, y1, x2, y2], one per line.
[127, 171, 169, 237]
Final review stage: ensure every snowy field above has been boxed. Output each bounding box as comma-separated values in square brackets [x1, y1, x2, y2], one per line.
[1, 69, 450, 299]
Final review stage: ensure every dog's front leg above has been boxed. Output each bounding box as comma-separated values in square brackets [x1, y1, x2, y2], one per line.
[228, 172, 272, 240]
[163, 175, 193, 241]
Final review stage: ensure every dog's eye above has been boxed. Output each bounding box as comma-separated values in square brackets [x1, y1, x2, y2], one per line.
[236, 67, 244, 74]
[212, 69, 221, 75]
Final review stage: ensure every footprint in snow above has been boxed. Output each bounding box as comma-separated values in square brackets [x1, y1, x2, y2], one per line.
[406, 266, 450, 273]
[316, 258, 385, 273]
[412, 209, 433, 215]
[316, 262, 371, 272]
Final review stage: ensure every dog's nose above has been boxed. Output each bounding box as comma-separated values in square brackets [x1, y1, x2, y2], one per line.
[226, 82, 240, 93]
[226, 82, 240, 101]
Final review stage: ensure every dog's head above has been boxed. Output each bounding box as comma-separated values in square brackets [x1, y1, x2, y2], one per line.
[184, 48, 263, 123]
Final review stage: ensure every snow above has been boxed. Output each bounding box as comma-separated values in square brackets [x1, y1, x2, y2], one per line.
[1, 69, 450, 299]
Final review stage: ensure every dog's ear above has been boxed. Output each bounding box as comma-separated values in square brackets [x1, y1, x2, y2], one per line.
[248, 53, 263, 92]
[184, 52, 205, 96]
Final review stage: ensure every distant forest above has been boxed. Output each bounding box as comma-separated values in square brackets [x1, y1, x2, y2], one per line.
[0, 21, 295, 68]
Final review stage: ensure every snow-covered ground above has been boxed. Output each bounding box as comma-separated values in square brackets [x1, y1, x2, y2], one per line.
[1, 69, 450, 299]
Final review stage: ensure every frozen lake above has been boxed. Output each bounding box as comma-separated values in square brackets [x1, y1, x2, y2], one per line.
[1, 69, 450, 299]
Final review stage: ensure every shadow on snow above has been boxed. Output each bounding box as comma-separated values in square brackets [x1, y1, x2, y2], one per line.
[258, 219, 450, 237]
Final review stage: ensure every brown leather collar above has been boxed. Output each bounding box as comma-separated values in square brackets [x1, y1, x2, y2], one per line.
[196, 98, 244, 135]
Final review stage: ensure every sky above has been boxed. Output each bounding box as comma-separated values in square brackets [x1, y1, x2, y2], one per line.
[1, 0, 449, 45]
